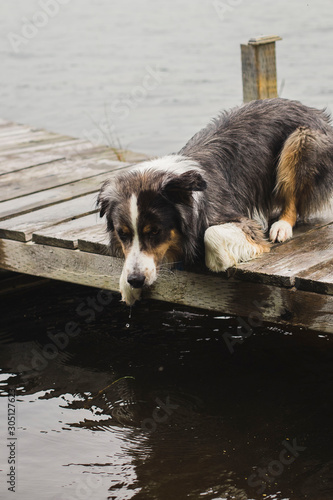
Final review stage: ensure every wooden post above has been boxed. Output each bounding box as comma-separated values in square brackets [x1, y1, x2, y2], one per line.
[241, 35, 282, 102]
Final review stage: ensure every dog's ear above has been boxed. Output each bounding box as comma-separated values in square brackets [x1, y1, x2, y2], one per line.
[97, 180, 111, 218]
[97, 180, 116, 230]
[161, 170, 207, 203]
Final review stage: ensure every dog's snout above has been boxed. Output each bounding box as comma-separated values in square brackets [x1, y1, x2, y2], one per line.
[127, 274, 146, 289]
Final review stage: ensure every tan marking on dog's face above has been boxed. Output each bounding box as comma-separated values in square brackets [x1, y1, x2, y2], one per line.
[115, 225, 132, 256]
[143, 228, 182, 266]
[120, 242, 130, 257]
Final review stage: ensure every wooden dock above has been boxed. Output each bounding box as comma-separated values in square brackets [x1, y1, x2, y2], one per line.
[0, 119, 332, 333]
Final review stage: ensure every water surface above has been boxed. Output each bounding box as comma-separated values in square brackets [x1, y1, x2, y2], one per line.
[0, 279, 332, 499]
[1, 0, 333, 155]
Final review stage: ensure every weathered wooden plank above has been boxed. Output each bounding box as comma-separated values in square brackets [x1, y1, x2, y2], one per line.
[0, 153, 65, 175]
[0, 130, 67, 149]
[0, 171, 114, 221]
[0, 156, 124, 201]
[235, 223, 333, 289]
[0, 121, 34, 131]
[32, 213, 107, 249]
[0, 238, 122, 288]
[295, 258, 333, 295]
[0, 238, 332, 333]
[248, 35, 283, 45]
[0, 126, 44, 143]
[0, 135, 78, 155]
[0, 120, 13, 128]
[0, 128, 147, 160]
[0, 139, 95, 175]
[0, 193, 98, 242]
[77, 226, 110, 254]
[0, 125, 33, 139]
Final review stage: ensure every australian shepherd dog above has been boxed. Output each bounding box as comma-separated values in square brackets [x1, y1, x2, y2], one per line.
[98, 98, 333, 305]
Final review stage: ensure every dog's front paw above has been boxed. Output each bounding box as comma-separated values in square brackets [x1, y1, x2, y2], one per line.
[204, 223, 266, 272]
[204, 226, 235, 272]
[119, 272, 142, 306]
[269, 220, 293, 243]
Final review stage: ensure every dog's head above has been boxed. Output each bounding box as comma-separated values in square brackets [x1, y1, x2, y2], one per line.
[97, 156, 206, 305]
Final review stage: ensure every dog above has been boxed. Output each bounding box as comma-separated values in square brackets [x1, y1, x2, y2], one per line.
[98, 98, 333, 305]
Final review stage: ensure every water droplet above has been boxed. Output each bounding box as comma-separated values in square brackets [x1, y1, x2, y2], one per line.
[126, 323, 130, 328]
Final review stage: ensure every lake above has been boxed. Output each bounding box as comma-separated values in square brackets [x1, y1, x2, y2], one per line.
[1, 0, 333, 156]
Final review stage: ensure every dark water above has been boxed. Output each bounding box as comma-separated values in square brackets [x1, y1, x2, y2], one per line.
[0, 279, 332, 499]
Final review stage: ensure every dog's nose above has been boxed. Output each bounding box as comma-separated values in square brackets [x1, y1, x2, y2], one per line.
[127, 274, 146, 289]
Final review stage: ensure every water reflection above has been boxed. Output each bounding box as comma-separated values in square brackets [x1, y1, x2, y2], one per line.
[0, 280, 332, 500]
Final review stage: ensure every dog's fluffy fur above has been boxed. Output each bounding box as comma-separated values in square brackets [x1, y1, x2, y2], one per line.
[98, 98, 333, 305]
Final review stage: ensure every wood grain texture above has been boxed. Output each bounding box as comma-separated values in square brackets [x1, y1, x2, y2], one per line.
[0, 238, 122, 290]
[0, 238, 332, 333]
[0, 139, 94, 175]
[1, 136, 93, 157]
[241, 37, 280, 102]
[0, 175, 101, 221]
[296, 258, 333, 295]
[241, 44, 258, 102]
[32, 213, 107, 249]
[77, 227, 110, 254]
[256, 42, 278, 98]
[0, 156, 124, 201]
[0, 169, 128, 221]
[0, 129, 58, 147]
[234, 223, 333, 289]
[0, 193, 98, 242]
[0, 124, 33, 139]
[0, 142, 147, 176]
[0, 132, 72, 152]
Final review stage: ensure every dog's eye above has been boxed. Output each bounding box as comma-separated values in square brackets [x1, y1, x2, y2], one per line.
[117, 228, 131, 241]
[142, 225, 161, 239]
[149, 228, 160, 237]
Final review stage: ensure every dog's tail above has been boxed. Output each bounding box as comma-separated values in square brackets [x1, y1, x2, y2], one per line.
[275, 126, 333, 218]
